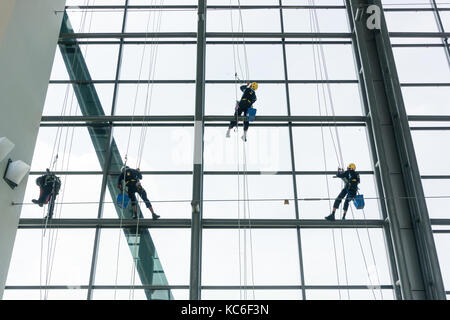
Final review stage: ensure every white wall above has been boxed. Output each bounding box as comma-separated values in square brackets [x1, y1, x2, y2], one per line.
[0, 0, 66, 298]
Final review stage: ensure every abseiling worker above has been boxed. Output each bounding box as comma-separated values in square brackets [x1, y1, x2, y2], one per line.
[117, 166, 160, 220]
[325, 163, 360, 221]
[226, 82, 258, 142]
[32, 169, 61, 208]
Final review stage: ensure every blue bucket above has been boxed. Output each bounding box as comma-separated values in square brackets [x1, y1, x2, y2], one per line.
[117, 193, 130, 209]
[246, 107, 257, 122]
[353, 194, 365, 210]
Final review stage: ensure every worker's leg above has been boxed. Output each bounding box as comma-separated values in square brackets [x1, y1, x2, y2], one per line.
[228, 107, 241, 130]
[127, 184, 139, 218]
[333, 188, 348, 211]
[326, 188, 348, 221]
[137, 185, 160, 220]
[342, 189, 357, 220]
[33, 185, 52, 206]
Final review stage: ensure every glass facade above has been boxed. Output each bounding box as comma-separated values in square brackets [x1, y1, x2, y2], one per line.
[3, 0, 450, 300]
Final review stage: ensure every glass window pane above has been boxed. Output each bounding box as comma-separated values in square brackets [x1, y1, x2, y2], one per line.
[202, 289, 302, 300]
[94, 229, 189, 286]
[393, 48, 450, 83]
[289, 84, 363, 116]
[114, 84, 195, 116]
[403, 87, 449, 115]
[302, 229, 392, 287]
[66, 9, 124, 33]
[283, 8, 349, 32]
[120, 45, 197, 80]
[292, 127, 373, 172]
[202, 229, 301, 286]
[207, 9, 281, 32]
[286, 44, 357, 80]
[126, 9, 196, 33]
[204, 127, 292, 171]
[305, 289, 394, 300]
[7, 229, 95, 286]
[412, 131, 450, 175]
[32, 127, 104, 172]
[206, 45, 285, 80]
[21, 174, 102, 219]
[423, 179, 450, 219]
[296, 174, 381, 220]
[206, 84, 288, 116]
[113, 127, 194, 171]
[203, 175, 295, 219]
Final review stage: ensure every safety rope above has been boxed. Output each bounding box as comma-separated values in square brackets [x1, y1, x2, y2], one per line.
[229, 0, 256, 300]
[230, 0, 243, 300]
[310, 0, 381, 299]
[308, 1, 347, 299]
[40, 0, 95, 300]
[113, 0, 158, 299]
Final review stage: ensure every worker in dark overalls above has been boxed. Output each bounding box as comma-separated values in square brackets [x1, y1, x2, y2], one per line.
[32, 170, 61, 207]
[32, 169, 61, 219]
[226, 82, 258, 142]
[117, 166, 160, 220]
[325, 163, 360, 221]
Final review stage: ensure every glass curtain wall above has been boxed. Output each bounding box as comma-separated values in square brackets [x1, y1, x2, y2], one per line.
[3, 0, 448, 300]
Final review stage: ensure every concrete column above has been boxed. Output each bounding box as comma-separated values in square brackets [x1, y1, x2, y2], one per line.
[0, 0, 66, 298]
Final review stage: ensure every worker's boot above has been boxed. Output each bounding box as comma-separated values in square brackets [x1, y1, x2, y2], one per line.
[32, 199, 43, 207]
[132, 212, 138, 219]
[226, 128, 231, 138]
[152, 213, 160, 220]
[342, 212, 347, 220]
[325, 212, 336, 221]
[241, 131, 247, 142]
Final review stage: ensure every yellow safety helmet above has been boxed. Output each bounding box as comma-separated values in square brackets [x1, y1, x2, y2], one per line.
[250, 82, 258, 90]
[347, 163, 356, 171]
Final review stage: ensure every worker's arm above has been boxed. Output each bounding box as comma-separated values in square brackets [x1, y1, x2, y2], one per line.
[240, 84, 248, 92]
[336, 169, 346, 178]
[117, 172, 124, 189]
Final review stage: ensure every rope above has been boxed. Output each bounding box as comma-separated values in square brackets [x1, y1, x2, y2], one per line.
[229, 0, 256, 300]
[309, 0, 380, 299]
[308, 1, 345, 299]
[39, 0, 95, 300]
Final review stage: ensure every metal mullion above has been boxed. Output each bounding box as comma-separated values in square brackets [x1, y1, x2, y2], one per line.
[40, 115, 367, 122]
[18, 218, 385, 229]
[48, 80, 360, 84]
[86, 1, 129, 301]
[189, 0, 207, 300]
[430, 0, 450, 69]
[39, 123, 367, 128]
[57, 40, 450, 47]
[344, 1, 401, 300]
[278, 0, 306, 301]
[28, 170, 375, 176]
[58, 31, 450, 40]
